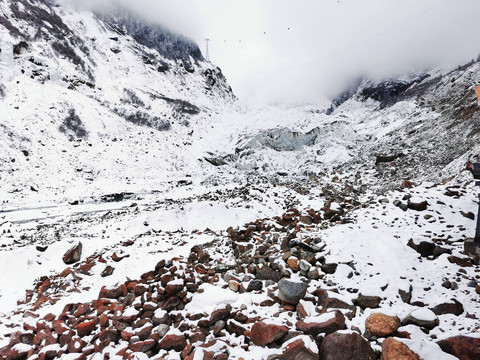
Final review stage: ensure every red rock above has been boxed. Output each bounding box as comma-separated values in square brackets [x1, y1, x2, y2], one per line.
[185, 349, 215, 360]
[208, 305, 232, 325]
[437, 335, 480, 360]
[98, 284, 127, 299]
[250, 321, 288, 346]
[77, 320, 96, 337]
[63, 242, 83, 264]
[365, 313, 400, 337]
[112, 252, 129, 262]
[59, 330, 74, 347]
[320, 332, 375, 360]
[121, 330, 134, 342]
[165, 282, 183, 295]
[99, 329, 119, 343]
[296, 311, 346, 336]
[128, 339, 156, 352]
[317, 289, 355, 311]
[5, 345, 32, 360]
[277, 336, 319, 360]
[33, 330, 56, 346]
[157, 334, 186, 352]
[99, 313, 109, 328]
[381, 337, 420, 360]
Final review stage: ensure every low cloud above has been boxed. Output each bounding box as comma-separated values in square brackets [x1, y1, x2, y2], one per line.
[88, 0, 480, 104]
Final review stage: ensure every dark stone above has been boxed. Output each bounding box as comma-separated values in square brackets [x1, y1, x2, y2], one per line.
[62, 242, 82, 264]
[278, 279, 308, 305]
[355, 293, 382, 309]
[407, 239, 436, 257]
[256, 266, 282, 282]
[437, 335, 480, 360]
[432, 299, 464, 316]
[319, 332, 376, 360]
[247, 280, 263, 292]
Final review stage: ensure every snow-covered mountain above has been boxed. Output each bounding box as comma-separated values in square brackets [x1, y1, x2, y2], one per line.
[1, 1, 480, 360]
[0, 0, 234, 205]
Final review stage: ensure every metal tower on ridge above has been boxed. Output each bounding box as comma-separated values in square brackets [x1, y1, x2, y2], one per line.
[205, 38, 210, 62]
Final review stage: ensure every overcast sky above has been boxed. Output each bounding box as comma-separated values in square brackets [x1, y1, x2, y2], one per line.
[114, 0, 480, 104]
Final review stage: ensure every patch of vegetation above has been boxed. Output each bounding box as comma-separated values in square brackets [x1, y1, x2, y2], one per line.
[114, 108, 171, 131]
[59, 109, 88, 141]
[121, 89, 145, 108]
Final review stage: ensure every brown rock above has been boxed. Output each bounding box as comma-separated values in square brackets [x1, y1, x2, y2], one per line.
[437, 335, 480, 360]
[296, 311, 346, 336]
[63, 242, 82, 264]
[355, 293, 382, 309]
[317, 289, 355, 311]
[250, 321, 289, 346]
[129, 339, 156, 352]
[287, 258, 300, 272]
[98, 284, 127, 299]
[319, 332, 375, 360]
[77, 320, 96, 337]
[275, 336, 318, 360]
[157, 334, 186, 352]
[381, 337, 420, 360]
[432, 299, 464, 316]
[366, 313, 400, 338]
[407, 198, 428, 211]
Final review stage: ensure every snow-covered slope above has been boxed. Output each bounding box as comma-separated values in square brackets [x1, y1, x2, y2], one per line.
[1, 1, 480, 359]
[0, 0, 234, 207]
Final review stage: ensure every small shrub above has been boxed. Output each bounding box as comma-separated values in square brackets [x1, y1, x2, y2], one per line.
[59, 109, 88, 141]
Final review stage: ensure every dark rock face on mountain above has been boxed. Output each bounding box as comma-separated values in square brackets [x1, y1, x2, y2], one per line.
[98, 8, 203, 72]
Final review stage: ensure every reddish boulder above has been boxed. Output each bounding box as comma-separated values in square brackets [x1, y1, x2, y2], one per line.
[437, 335, 480, 360]
[365, 313, 400, 337]
[129, 339, 156, 352]
[76, 320, 96, 337]
[63, 242, 82, 264]
[250, 322, 289, 346]
[276, 336, 318, 360]
[98, 285, 127, 299]
[381, 337, 420, 360]
[157, 334, 187, 352]
[296, 311, 345, 336]
[319, 332, 375, 360]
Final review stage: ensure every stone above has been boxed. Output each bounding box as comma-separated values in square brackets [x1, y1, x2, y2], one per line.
[287, 257, 300, 272]
[355, 293, 382, 309]
[407, 198, 428, 211]
[157, 334, 186, 352]
[273, 335, 318, 360]
[407, 239, 435, 257]
[381, 337, 420, 360]
[76, 320, 96, 337]
[250, 321, 288, 346]
[208, 305, 231, 325]
[464, 239, 480, 265]
[157, 324, 170, 338]
[256, 266, 282, 282]
[228, 280, 240, 292]
[278, 279, 308, 305]
[432, 299, 464, 316]
[319, 332, 376, 360]
[129, 339, 156, 352]
[317, 289, 355, 311]
[247, 280, 263, 292]
[437, 335, 480, 360]
[402, 308, 439, 330]
[63, 242, 82, 264]
[98, 284, 127, 299]
[365, 313, 400, 337]
[296, 311, 346, 336]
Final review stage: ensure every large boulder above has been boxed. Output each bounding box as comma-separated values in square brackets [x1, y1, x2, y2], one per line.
[381, 337, 420, 360]
[250, 322, 288, 346]
[319, 332, 376, 360]
[63, 242, 82, 264]
[366, 313, 400, 337]
[278, 279, 308, 305]
[402, 308, 439, 330]
[296, 311, 345, 337]
[437, 335, 480, 360]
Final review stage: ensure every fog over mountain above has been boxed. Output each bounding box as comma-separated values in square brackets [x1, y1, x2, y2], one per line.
[110, 0, 480, 103]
